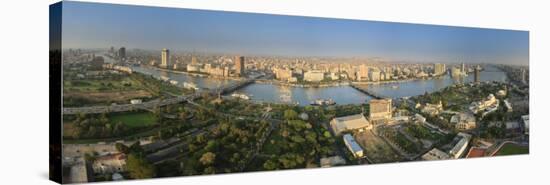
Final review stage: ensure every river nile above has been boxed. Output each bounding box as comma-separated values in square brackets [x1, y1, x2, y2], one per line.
[102, 54, 508, 106]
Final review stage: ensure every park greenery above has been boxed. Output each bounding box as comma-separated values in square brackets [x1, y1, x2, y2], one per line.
[252, 108, 337, 170]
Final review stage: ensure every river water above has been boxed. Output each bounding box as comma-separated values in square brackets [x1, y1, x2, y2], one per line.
[358, 65, 508, 98]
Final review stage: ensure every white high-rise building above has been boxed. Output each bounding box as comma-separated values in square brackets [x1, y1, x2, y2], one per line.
[161, 48, 170, 68]
[434, 63, 446, 75]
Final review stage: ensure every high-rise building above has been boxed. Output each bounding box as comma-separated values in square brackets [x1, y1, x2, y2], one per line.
[369, 68, 381, 82]
[358, 64, 369, 81]
[434, 63, 446, 75]
[451, 67, 462, 77]
[274, 68, 293, 81]
[235, 56, 245, 76]
[118, 47, 126, 61]
[474, 65, 480, 83]
[304, 70, 325, 82]
[461, 63, 466, 73]
[191, 56, 198, 65]
[161, 48, 170, 68]
[369, 99, 392, 124]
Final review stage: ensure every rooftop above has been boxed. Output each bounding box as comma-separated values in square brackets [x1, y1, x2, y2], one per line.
[331, 114, 370, 134]
[343, 134, 363, 153]
[466, 147, 487, 158]
[421, 148, 451, 160]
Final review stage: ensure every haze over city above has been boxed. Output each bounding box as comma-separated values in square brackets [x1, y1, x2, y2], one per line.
[61, 1, 528, 65]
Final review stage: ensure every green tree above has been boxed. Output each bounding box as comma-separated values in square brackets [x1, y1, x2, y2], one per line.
[126, 154, 155, 179]
[115, 143, 130, 154]
[129, 141, 144, 154]
[263, 159, 278, 170]
[283, 109, 298, 120]
[199, 152, 216, 166]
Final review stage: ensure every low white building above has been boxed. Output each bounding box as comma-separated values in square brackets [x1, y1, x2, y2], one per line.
[469, 94, 498, 114]
[343, 134, 364, 158]
[450, 113, 476, 130]
[130, 99, 142, 104]
[330, 114, 371, 135]
[421, 148, 451, 161]
[449, 132, 472, 159]
[186, 64, 200, 72]
[414, 113, 426, 124]
[304, 70, 325, 82]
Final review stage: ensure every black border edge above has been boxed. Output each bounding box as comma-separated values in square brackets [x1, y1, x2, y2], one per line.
[49, 1, 63, 184]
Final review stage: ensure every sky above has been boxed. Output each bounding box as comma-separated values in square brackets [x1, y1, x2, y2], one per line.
[61, 1, 529, 65]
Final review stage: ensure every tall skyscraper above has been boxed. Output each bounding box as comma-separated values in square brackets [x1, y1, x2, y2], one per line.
[161, 48, 170, 68]
[235, 56, 245, 76]
[434, 63, 446, 75]
[474, 65, 480, 83]
[358, 64, 369, 81]
[118, 47, 126, 61]
[461, 63, 466, 73]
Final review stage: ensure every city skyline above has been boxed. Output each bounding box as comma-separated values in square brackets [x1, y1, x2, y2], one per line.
[62, 1, 528, 64]
[53, 2, 530, 183]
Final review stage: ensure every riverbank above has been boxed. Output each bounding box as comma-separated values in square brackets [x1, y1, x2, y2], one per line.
[254, 79, 351, 88]
[254, 75, 449, 89]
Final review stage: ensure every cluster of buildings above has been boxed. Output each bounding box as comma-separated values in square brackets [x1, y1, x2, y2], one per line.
[269, 61, 452, 84]
[145, 48, 247, 78]
[62, 143, 130, 183]
[185, 55, 246, 77]
[329, 98, 394, 158]
[102, 63, 133, 74]
[108, 46, 126, 61]
[450, 63, 469, 78]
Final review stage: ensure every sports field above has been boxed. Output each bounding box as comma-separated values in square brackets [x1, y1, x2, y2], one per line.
[495, 143, 529, 156]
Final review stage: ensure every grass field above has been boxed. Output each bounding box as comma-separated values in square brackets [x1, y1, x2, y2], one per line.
[109, 112, 157, 128]
[355, 131, 403, 163]
[495, 143, 529, 156]
[63, 75, 157, 106]
[64, 76, 145, 92]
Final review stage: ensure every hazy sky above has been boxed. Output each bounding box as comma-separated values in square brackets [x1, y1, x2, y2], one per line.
[61, 1, 529, 65]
